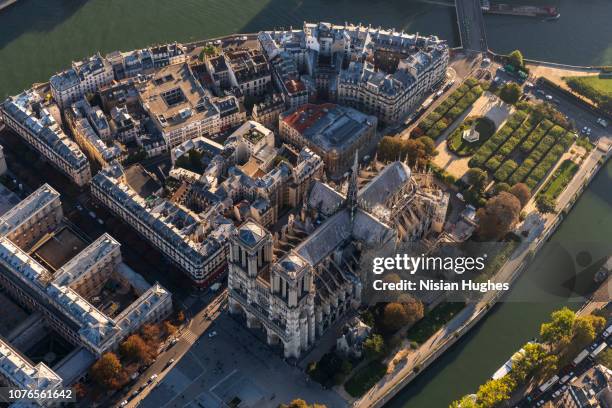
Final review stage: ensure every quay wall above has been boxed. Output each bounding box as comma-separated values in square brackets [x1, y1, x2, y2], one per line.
[363, 145, 612, 408]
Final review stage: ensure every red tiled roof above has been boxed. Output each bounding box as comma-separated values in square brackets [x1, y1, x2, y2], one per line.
[282, 103, 336, 133]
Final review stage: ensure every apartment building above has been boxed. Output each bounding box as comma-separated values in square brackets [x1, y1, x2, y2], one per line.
[0, 91, 91, 187]
[50, 53, 114, 109]
[90, 162, 235, 287]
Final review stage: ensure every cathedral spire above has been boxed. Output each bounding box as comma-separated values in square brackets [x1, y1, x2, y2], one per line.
[346, 151, 359, 223]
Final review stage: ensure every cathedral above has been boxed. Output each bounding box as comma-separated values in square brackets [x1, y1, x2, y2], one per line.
[227, 156, 448, 358]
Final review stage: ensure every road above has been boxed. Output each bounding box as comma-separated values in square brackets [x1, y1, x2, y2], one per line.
[121, 291, 228, 408]
[516, 309, 611, 407]
[455, 0, 488, 52]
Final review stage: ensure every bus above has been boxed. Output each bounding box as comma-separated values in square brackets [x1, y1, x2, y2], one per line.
[572, 349, 589, 366]
[590, 343, 607, 358]
[538, 375, 559, 393]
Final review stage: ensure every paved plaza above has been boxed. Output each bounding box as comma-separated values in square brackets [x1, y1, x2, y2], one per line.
[140, 312, 346, 408]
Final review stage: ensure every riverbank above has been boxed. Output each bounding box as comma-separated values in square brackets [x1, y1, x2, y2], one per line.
[0, 0, 17, 12]
[357, 134, 611, 407]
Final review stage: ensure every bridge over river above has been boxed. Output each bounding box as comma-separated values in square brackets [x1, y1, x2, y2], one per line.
[419, 0, 489, 52]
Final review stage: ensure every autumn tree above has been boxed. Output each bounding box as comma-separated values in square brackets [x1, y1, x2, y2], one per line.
[572, 315, 606, 349]
[119, 334, 152, 363]
[540, 307, 575, 344]
[510, 342, 557, 383]
[177, 310, 186, 323]
[140, 323, 160, 343]
[381, 298, 424, 333]
[90, 352, 123, 389]
[164, 320, 178, 336]
[475, 376, 515, 407]
[476, 191, 521, 240]
[449, 395, 478, 408]
[279, 399, 327, 408]
[509, 183, 531, 208]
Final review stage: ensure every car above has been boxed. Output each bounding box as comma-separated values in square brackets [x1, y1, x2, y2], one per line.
[97, 218, 104, 225]
[168, 358, 175, 364]
[208, 331, 217, 338]
[536, 401, 545, 407]
[170, 338, 178, 346]
[139, 383, 147, 391]
[88, 211, 96, 218]
[120, 400, 129, 407]
[150, 374, 158, 381]
[131, 390, 139, 397]
[76, 204, 83, 211]
[545, 95, 553, 101]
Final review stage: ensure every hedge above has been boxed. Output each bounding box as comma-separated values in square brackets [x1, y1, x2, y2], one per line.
[424, 83, 484, 140]
[519, 119, 554, 154]
[485, 154, 504, 171]
[468, 111, 527, 167]
[524, 132, 574, 189]
[494, 159, 518, 182]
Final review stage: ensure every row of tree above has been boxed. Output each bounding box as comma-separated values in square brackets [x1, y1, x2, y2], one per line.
[451, 308, 606, 407]
[89, 321, 178, 391]
[377, 135, 437, 166]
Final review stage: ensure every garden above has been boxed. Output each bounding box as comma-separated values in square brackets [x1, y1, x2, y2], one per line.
[417, 77, 484, 140]
[468, 104, 575, 191]
[447, 116, 497, 156]
[536, 159, 579, 202]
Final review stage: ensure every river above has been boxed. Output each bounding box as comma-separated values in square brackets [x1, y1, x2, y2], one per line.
[0, 1, 610, 406]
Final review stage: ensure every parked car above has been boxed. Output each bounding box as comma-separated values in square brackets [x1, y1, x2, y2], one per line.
[120, 400, 128, 407]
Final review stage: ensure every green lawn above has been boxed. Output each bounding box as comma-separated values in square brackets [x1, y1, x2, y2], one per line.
[447, 117, 497, 156]
[567, 75, 612, 94]
[565, 75, 612, 109]
[538, 159, 579, 200]
[405, 302, 466, 344]
[344, 360, 387, 397]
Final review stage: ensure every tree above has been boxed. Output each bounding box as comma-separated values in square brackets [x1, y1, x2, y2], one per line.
[491, 182, 511, 196]
[510, 342, 556, 384]
[382, 302, 411, 333]
[573, 315, 606, 349]
[509, 183, 531, 208]
[450, 395, 478, 408]
[279, 399, 326, 408]
[164, 320, 178, 336]
[120, 335, 152, 363]
[465, 168, 487, 192]
[177, 310, 186, 323]
[381, 298, 424, 333]
[475, 377, 515, 407]
[362, 334, 386, 360]
[140, 323, 161, 344]
[597, 348, 612, 369]
[540, 307, 575, 344]
[536, 195, 557, 214]
[90, 352, 123, 389]
[508, 50, 524, 68]
[476, 192, 521, 240]
[499, 82, 522, 104]
[572, 317, 596, 348]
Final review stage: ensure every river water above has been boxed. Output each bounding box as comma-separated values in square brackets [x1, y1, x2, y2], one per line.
[0, 0, 610, 406]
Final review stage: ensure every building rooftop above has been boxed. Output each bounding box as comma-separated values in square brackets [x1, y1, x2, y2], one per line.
[137, 63, 217, 132]
[0, 183, 60, 237]
[2, 92, 89, 170]
[281, 103, 377, 153]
